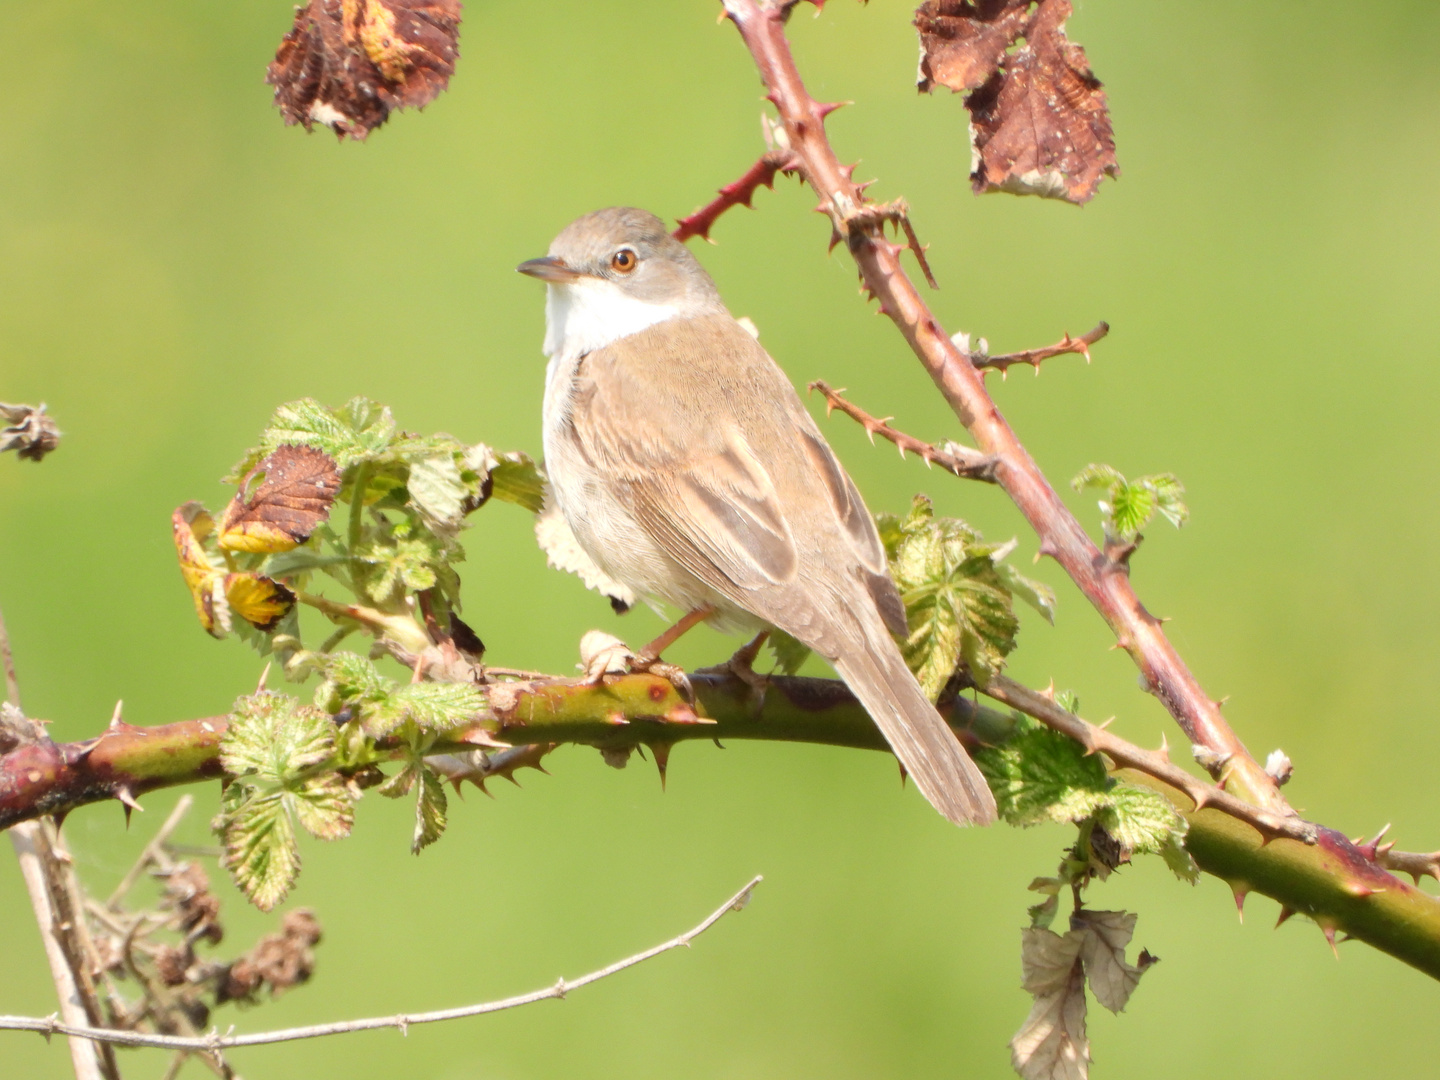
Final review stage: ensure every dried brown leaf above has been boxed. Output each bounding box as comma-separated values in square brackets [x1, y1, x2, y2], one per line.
[1012, 927, 1089, 1080]
[1072, 909, 1156, 1014]
[267, 0, 462, 141]
[916, 0, 1118, 204]
[218, 445, 340, 555]
[914, 0, 1031, 93]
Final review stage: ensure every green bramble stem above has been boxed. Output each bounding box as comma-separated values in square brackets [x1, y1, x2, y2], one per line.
[3, 672, 1439, 980]
[1121, 771, 1440, 980]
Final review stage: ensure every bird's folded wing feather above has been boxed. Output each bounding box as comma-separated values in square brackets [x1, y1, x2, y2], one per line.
[567, 314, 900, 639]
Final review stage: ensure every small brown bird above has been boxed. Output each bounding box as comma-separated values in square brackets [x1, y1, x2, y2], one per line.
[518, 207, 996, 827]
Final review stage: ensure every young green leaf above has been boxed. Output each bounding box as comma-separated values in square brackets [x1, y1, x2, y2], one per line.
[388, 682, 487, 731]
[218, 788, 299, 913]
[1094, 783, 1187, 860]
[975, 718, 1109, 827]
[1071, 464, 1189, 542]
[768, 630, 813, 675]
[293, 772, 356, 841]
[413, 767, 448, 853]
[889, 495, 1025, 694]
[489, 452, 545, 513]
[214, 691, 354, 909]
[407, 453, 469, 530]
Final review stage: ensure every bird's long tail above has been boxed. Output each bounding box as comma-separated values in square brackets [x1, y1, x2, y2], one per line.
[832, 624, 998, 827]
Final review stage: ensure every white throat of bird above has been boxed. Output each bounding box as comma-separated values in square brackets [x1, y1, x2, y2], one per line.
[542, 278, 680, 359]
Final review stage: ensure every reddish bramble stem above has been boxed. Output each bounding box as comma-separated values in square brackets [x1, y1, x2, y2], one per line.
[719, 0, 1285, 814]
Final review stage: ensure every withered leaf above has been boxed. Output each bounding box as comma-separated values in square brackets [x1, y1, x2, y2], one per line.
[915, 0, 1031, 93]
[1072, 908, 1156, 1014]
[218, 445, 341, 555]
[174, 502, 298, 637]
[224, 572, 297, 633]
[173, 503, 228, 638]
[267, 0, 462, 141]
[1012, 927, 1090, 1080]
[915, 0, 1118, 204]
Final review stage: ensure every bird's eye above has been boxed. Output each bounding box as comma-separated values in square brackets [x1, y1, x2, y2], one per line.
[610, 249, 637, 273]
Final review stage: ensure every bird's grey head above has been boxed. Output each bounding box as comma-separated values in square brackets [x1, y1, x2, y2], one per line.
[518, 207, 725, 358]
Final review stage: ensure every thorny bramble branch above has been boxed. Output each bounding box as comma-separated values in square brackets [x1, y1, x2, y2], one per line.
[973, 322, 1111, 377]
[673, 149, 800, 243]
[808, 380, 998, 482]
[717, 0, 1287, 814]
[0, 876, 762, 1052]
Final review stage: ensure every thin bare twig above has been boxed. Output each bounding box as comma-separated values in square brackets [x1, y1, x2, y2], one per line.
[1, 876, 763, 1052]
[972, 322, 1110, 376]
[673, 149, 799, 242]
[808, 380, 997, 482]
[1, 607, 121, 1080]
[719, 0, 1285, 814]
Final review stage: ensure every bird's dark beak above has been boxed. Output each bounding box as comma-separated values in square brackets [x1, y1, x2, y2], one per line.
[516, 256, 581, 284]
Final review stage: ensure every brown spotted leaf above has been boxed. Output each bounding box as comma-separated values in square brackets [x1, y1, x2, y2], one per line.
[916, 0, 1118, 204]
[218, 445, 341, 555]
[915, 0, 1031, 93]
[267, 0, 462, 141]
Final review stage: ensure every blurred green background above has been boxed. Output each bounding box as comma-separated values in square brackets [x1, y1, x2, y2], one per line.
[2, 1, 1438, 1077]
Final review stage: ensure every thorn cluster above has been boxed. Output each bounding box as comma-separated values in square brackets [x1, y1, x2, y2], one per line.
[969, 322, 1110, 377]
[672, 149, 800, 243]
[807, 381, 999, 483]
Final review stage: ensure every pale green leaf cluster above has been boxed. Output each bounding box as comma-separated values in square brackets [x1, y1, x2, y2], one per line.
[1071, 463, 1189, 542]
[213, 691, 355, 911]
[880, 495, 1055, 696]
[314, 652, 486, 738]
[209, 398, 542, 679]
[975, 714, 1195, 881]
[377, 758, 450, 854]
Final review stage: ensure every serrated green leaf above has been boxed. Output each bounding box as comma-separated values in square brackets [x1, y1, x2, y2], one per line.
[218, 789, 298, 912]
[1071, 463, 1125, 493]
[1096, 783, 1188, 858]
[1145, 473, 1189, 528]
[413, 767, 447, 853]
[1072, 464, 1189, 541]
[408, 453, 468, 529]
[389, 682, 486, 731]
[996, 562, 1057, 624]
[767, 630, 812, 675]
[1108, 480, 1157, 540]
[220, 692, 334, 782]
[1161, 830, 1200, 883]
[293, 773, 355, 841]
[974, 719, 1109, 827]
[254, 398, 397, 471]
[1054, 689, 1080, 715]
[490, 453, 545, 513]
[378, 760, 420, 799]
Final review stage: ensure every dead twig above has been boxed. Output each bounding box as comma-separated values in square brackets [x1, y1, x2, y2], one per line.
[0, 876, 762, 1053]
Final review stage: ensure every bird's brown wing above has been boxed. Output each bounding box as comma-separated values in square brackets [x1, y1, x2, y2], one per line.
[568, 314, 889, 644]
